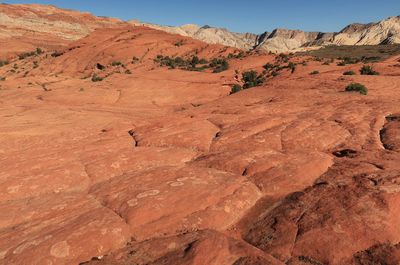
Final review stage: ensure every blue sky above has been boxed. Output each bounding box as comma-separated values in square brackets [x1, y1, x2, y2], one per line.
[2, 0, 400, 33]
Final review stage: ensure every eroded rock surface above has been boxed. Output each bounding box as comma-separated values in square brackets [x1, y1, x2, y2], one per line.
[1, 6, 400, 265]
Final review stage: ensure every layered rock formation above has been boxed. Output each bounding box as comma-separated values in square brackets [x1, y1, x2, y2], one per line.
[0, 4, 123, 57]
[131, 16, 400, 52]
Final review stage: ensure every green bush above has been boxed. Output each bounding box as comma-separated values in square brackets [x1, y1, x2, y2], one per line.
[310, 70, 319, 75]
[343, 71, 355, 75]
[91, 74, 103, 82]
[212, 59, 229, 73]
[288, 62, 296, 73]
[18, 49, 42, 60]
[111, 61, 123, 66]
[242, 70, 265, 89]
[345, 83, 368, 95]
[36, 48, 43, 55]
[231, 84, 242, 94]
[360, 65, 379, 75]
[263, 63, 274, 71]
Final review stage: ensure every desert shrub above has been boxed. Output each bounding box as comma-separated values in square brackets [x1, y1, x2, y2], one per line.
[277, 53, 289, 63]
[360, 65, 379, 75]
[271, 71, 279, 77]
[288, 62, 296, 73]
[132, 56, 139, 63]
[345, 83, 368, 95]
[79, 88, 84, 92]
[18, 49, 42, 60]
[343, 71, 355, 75]
[310, 70, 319, 75]
[263, 63, 274, 71]
[341, 57, 360, 64]
[33, 61, 39, 69]
[212, 59, 229, 73]
[231, 84, 242, 94]
[111, 61, 123, 66]
[228, 51, 245, 59]
[191, 56, 200, 67]
[0, 76, 5, 81]
[125, 69, 132, 74]
[174, 40, 184, 47]
[36, 48, 43, 55]
[0, 60, 9, 67]
[13, 64, 18, 69]
[51, 51, 64, 57]
[337, 61, 346, 66]
[322, 61, 330, 65]
[91, 74, 103, 82]
[242, 70, 265, 89]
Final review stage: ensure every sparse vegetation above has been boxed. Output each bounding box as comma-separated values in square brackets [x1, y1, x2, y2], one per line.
[343, 71, 356, 75]
[91, 74, 103, 82]
[0, 60, 9, 67]
[33, 61, 39, 69]
[154, 55, 227, 72]
[242, 70, 265, 89]
[125, 69, 132, 74]
[310, 70, 319, 75]
[211, 58, 229, 73]
[300, 44, 400, 62]
[228, 51, 245, 59]
[18, 48, 44, 60]
[111, 61, 123, 67]
[18, 51, 35, 60]
[132, 56, 139, 64]
[276, 53, 289, 63]
[51, 51, 64, 57]
[36, 48, 43, 55]
[0, 76, 5, 81]
[360, 65, 379, 75]
[174, 40, 184, 47]
[288, 62, 296, 73]
[345, 83, 368, 95]
[231, 84, 242, 94]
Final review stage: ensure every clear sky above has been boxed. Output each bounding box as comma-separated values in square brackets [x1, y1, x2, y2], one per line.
[2, 0, 400, 34]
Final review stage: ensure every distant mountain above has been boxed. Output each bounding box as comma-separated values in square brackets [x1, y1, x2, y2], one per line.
[130, 16, 400, 53]
[128, 21, 259, 50]
[329, 16, 400, 45]
[0, 3, 399, 56]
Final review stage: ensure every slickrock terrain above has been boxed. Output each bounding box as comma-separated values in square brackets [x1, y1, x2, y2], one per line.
[2, 4, 400, 265]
